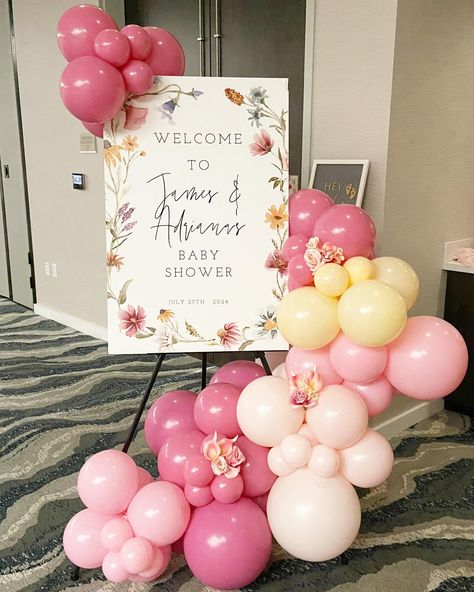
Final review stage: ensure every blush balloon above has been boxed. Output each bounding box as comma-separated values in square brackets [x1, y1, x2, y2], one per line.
[286, 345, 343, 386]
[157, 430, 205, 487]
[289, 189, 333, 236]
[343, 376, 393, 416]
[121, 59, 154, 94]
[121, 24, 152, 60]
[144, 26, 185, 75]
[237, 436, 276, 497]
[94, 29, 130, 67]
[194, 382, 242, 437]
[329, 332, 388, 384]
[210, 360, 266, 390]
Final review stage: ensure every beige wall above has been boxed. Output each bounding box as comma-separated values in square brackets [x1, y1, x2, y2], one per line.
[383, 0, 474, 316]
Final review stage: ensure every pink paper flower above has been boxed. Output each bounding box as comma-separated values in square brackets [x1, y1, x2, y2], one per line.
[226, 444, 245, 468]
[304, 236, 345, 273]
[202, 433, 246, 479]
[118, 305, 147, 337]
[289, 370, 323, 409]
[124, 105, 149, 131]
[212, 456, 229, 476]
[249, 129, 274, 156]
[320, 241, 345, 265]
[265, 249, 288, 275]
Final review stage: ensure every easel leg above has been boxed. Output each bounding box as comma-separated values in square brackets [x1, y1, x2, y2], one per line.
[256, 351, 272, 376]
[201, 353, 208, 390]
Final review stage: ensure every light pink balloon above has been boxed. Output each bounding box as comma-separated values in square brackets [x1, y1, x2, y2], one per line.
[158, 430, 205, 487]
[121, 25, 152, 60]
[102, 551, 130, 583]
[237, 436, 276, 497]
[306, 385, 368, 449]
[194, 382, 242, 437]
[144, 389, 197, 455]
[94, 29, 130, 66]
[64, 509, 115, 568]
[127, 481, 190, 546]
[308, 444, 340, 478]
[57, 4, 118, 62]
[210, 360, 266, 390]
[60, 56, 126, 123]
[137, 545, 171, 580]
[312, 204, 376, 259]
[121, 59, 154, 94]
[184, 483, 214, 507]
[211, 474, 244, 503]
[282, 234, 308, 260]
[287, 254, 314, 291]
[286, 345, 343, 386]
[77, 449, 138, 514]
[289, 189, 333, 236]
[136, 466, 154, 489]
[385, 316, 468, 400]
[144, 27, 185, 75]
[343, 376, 393, 416]
[183, 454, 214, 487]
[339, 428, 394, 487]
[329, 333, 387, 383]
[81, 120, 103, 138]
[120, 537, 154, 574]
[100, 517, 133, 552]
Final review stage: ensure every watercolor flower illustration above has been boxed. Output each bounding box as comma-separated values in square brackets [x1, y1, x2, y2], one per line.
[265, 204, 288, 230]
[265, 249, 288, 275]
[289, 370, 323, 409]
[106, 252, 124, 271]
[158, 309, 174, 322]
[118, 305, 147, 337]
[217, 323, 240, 349]
[249, 129, 274, 156]
[256, 308, 278, 338]
[202, 433, 246, 479]
[304, 237, 345, 273]
[124, 105, 148, 130]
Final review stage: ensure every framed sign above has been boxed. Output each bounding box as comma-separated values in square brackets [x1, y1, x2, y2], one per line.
[105, 76, 289, 354]
[309, 159, 369, 207]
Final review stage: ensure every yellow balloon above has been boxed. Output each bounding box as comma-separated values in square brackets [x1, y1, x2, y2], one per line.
[343, 256, 375, 286]
[314, 263, 349, 298]
[372, 256, 419, 310]
[338, 280, 407, 347]
[278, 287, 340, 349]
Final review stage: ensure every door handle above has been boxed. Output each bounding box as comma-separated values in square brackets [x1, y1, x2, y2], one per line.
[3, 165, 10, 179]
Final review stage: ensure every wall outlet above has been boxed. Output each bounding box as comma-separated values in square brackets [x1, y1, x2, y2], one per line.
[44, 262, 50, 276]
[52, 263, 57, 278]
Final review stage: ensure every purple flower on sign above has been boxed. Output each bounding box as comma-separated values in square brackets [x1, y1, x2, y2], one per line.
[118, 202, 130, 217]
[123, 221, 137, 231]
[162, 98, 178, 115]
[192, 89, 204, 99]
[121, 207, 135, 223]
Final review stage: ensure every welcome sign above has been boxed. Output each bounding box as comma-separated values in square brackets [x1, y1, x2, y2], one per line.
[105, 76, 289, 354]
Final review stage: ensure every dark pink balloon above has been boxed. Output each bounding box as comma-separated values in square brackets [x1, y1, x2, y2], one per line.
[211, 474, 244, 504]
[157, 430, 205, 487]
[343, 377, 393, 416]
[184, 483, 213, 507]
[252, 492, 269, 512]
[81, 120, 103, 138]
[194, 382, 242, 437]
[289, 189, 333, 236]
[237, 436, 276, 497]
[144, 26, 185, 75]
[210, 360, 266, 390]
[57, 5, 118, 62]
[171, 535, 184, 555]
[282, 234, 308, 260]
[184, 498, 272, 589]
[286, 345, 343, 386]
[121, 24, 152, 60]
[144, 390, 197, 455]
[121, 59, 154, 94]
[60, 56, 126, 123]
[312, 204, 376, 259]
[183, 454, 214, 487]
[287, 254, 314, 291]
[94, 29, 130, 67]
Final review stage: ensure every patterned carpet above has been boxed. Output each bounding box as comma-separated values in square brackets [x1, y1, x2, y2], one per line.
[0, 297, 473, 592]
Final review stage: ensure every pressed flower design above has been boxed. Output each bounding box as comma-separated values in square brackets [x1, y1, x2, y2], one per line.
[202, 433, 246, 479]
[118, 305, 147, 338]
[289, 370, 324, 409]
[304, 237, 345, 273]
[249, 129, 274, 156]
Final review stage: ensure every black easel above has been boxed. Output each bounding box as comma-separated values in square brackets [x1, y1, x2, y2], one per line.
[72, 351, 272, 581]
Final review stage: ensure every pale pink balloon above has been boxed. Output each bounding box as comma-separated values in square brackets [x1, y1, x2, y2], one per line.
[288, 254, 314, 291]
[77, 449, 138, 514]
[306, 385, 368, 449]
[289, 189, 333, 236]
[329, 333, 388, 384]
[144, 27, 185, 75]
[121, 25, 152, 60]
[136, 466, 154, 489]
[272, 362, 287, 378]
[280, 434, 312, 468]
[343, 376, 393, 416]
[183, 454, 214, 487]
[385, 316, 468, 400]
[94, 29, 130, 66]
[81, 120, 103, 138]
[286, 345, 343, 385]
[64, 509, 115, 568]
[237, 436, 276, 497]
[211, 474, 244, 503]
[121, 537, 154, 574]
[100, 517, 133, 552]
[57, 4, 118, 62]
[297, 423, 319, 446]
[194, 382, 242, 437]
[127, 481, 191, 546]
[267, 446, 295, 477]
[158, 430, 205, 487]
[184, 483, 214, 507]
[121, 59, 154, 94]
[210, 360, 266, 390]
[308, 444, 340, 478]
[282, 234, 308, 260]
[339, 428, 394, 488]
[102, 551, 130, 583]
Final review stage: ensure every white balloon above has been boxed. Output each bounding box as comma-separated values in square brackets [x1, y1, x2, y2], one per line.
[280, 434, 312, 468]
[308, 444, 340, 478]
[267, 468, 361, 562]
[297, 423, 319, 446]
[267, 446, 295, 477]
[237, 376, 304, 447]
[272, 362, 287, 378]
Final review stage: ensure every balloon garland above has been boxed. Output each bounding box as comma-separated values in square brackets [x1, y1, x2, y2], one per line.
[58, 5, 468, 588]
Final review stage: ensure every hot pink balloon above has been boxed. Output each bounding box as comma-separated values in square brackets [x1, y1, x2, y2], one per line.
[286, 345, 343, 386]
[100, 517, 133, 552]
[144, 26, 185, 75]
[329, 333, 387, 384]
[211, 474, 244, 503]
[210, 360, 266, 390]
[385, 316, 468, 400]
[183, 454, 214, 487]
[312, 204, 376, 259]
[102, 551, 130, 583]
[144, 389, 197, 455]
[77, 449, 138, 514]
[282, 234, 308, 260]
[94, 29, 130, 66]
[184, 498, 272, 589]
[127, 481, 190, 546]
[64, 509, 115, 568]
[157, 430, 205, 487]
[121, 59, 154, 94]
[289, 189, 333, 236]
[81, 120, 103, 137]
[343, 376, 393, 416]
[237, 436, 276, 497]
[194, 382, 242, 437]
[57, 4, 118, 62]
[339, 428, 394, 487]
[121, 24, 152, 60]
[60, 56, 126, 123]
[184, 483, 214, 507]
[287, 254, 314, 291]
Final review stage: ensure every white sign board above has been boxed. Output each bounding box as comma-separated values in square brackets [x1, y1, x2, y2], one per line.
[105, 76, 289, 354]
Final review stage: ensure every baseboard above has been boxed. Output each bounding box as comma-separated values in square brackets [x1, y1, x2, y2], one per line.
[34, 303, 108, 342]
